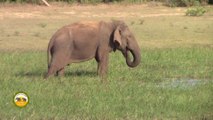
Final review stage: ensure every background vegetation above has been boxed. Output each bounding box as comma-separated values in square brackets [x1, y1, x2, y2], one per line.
[186, 6, 207, 16]
[0, 0, 211, 6]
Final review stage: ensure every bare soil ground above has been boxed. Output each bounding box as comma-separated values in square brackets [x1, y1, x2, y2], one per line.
[0, 4, 186, 19]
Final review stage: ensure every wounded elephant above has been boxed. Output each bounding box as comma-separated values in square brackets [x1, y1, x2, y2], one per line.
[45, 20, 141, 78]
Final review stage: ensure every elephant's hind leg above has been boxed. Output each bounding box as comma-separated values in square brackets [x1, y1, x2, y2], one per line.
[45, 54, 69, 79]
[45, 65, 57, 79]
[56, 67, 65, 77]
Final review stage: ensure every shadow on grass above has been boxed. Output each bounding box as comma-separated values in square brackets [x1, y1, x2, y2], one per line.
[15, 70, 97, 78]
[65, 70, 97, 77]
[15, 71, 45, 78]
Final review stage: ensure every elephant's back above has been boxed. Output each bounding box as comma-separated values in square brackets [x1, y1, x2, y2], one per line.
[65, 21, 100, 30]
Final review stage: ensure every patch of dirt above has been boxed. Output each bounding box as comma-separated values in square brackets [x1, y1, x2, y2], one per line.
[0, 4, 186, 19]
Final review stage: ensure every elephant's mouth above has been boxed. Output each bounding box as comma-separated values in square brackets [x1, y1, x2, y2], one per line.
[122, 47, 140, 68]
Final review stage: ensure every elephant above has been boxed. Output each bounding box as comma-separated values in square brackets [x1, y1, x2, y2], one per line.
[45, 20, 141, 78]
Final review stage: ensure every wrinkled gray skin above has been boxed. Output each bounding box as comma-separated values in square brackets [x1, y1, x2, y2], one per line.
[45, 20, 141, 78]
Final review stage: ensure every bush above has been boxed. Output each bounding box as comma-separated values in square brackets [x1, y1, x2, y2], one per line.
[186, 7, 207, 16]
[165, 0, 208, 7]
[0, 0, 40, 4]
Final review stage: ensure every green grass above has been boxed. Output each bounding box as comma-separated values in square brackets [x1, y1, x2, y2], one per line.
[0, 48, 212, 119]
[0, 4, 212, 119]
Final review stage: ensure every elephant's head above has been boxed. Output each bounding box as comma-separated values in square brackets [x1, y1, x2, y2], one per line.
[113, 21, 141, 67]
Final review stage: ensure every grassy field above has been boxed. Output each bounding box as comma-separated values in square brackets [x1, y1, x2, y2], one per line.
[0, 4, 213, 119]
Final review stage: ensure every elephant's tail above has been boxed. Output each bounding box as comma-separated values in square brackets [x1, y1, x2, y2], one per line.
[47, 44, 51, 69]
[47, 38, 54, 69]
[47, 48, 50, 69]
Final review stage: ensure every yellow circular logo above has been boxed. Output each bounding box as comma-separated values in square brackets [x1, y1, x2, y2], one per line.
[14, 92, 29, 107]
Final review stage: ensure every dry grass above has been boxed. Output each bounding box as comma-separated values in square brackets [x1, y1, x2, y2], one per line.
[0, 4, 212, 51]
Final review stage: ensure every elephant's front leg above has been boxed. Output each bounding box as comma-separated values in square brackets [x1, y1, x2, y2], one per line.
[95, 52, 109, 77]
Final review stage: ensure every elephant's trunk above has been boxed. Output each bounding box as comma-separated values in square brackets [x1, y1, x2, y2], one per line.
[125, 47, 141, 68]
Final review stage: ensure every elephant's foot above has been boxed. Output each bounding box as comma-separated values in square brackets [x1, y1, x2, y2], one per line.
[44, 66, 56, 79]
[56, 68, 65, 77]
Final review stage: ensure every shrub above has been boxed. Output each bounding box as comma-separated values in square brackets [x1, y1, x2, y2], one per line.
[0, 0, 40, 4]
[186, 7, 207, 16]
[165, 0, 207, 7]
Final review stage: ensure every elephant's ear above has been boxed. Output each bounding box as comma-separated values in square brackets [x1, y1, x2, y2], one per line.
[113, 26, 122, 47]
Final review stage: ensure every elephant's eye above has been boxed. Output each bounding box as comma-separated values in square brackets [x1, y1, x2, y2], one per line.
[127, 35, 132, 39]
